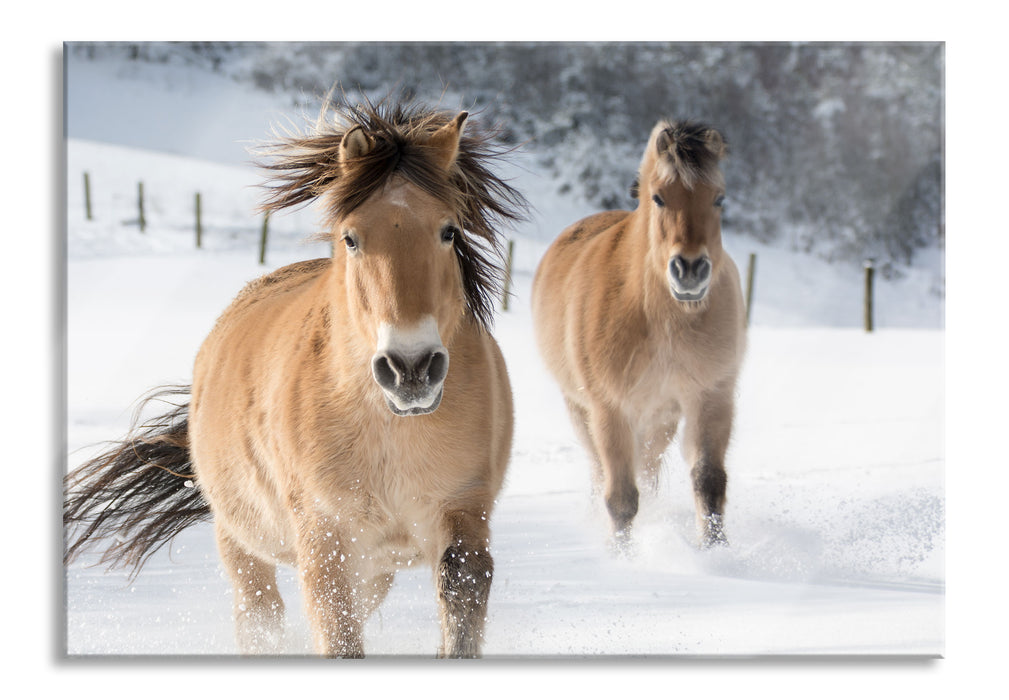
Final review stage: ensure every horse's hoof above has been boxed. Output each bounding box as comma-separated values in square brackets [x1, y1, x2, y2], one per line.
[700, 532, 729, 549]
[700, 514, 729, 549]
[608, 528, 637, 558]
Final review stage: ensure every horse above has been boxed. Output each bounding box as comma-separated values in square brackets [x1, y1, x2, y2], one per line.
[63, 98, 528, 658]
[531, 120, 745, 551]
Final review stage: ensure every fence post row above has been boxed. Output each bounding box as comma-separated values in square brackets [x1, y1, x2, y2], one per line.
[80, 176, 880, 332]
[79, 173, 276, 260]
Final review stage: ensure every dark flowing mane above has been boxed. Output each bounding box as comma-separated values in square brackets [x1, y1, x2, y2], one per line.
[256, 96, 529, 329]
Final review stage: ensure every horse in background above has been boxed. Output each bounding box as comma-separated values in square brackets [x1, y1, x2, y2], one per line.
[532, 119, 745, 551]
[64, 98, 528, 658]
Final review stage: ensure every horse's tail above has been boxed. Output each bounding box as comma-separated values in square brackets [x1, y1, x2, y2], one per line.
[63, 385, 212, 578]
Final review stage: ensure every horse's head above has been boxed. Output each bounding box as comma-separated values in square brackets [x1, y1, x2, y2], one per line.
[258, 99, 527, 417]
[336, 114, 468, 416]
[637, 120, 727, 308]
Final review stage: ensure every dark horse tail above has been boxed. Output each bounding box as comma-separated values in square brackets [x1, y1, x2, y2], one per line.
[63, 386, 211, 578]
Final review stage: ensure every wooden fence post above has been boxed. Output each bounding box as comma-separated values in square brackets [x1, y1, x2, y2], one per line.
[195, 192, 203, 248]
[864, 259, 875, 332]
[259, 212, 270, 265]
[83, 172, 92, 221]
[502, 239, 515, 311]
[745, 252, 756, 327]
[137, 181, 146, 233]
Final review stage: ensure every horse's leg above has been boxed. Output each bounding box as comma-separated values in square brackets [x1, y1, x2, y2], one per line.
[683, 386, 734, 548]
[564, 396, 604, 494]
[435, 509, 494, 658]
[216, 525, 286, 654]
[587, 404, 639, 548]
[641, 418, 678, 493]
[358, 572, 395, 620]
[294, 517, 365, 658]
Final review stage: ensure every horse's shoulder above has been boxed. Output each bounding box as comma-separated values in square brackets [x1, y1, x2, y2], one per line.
[205, 258, 332, 344]
[557, 210, 630, 247]
[234, 258, 332, 304]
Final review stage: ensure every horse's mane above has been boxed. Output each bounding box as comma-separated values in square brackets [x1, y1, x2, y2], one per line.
[649, 120, 727, 191]
[256, 95, 529, 329]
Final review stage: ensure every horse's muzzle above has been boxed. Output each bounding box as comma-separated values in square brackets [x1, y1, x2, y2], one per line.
[371, 318, 449, 416]
[668, 254, 712, 302]
[372, 348, 449, 416]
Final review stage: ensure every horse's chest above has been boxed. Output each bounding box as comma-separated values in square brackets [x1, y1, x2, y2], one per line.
[359, 502, 432, 571]
[318, 473, 437, 570]
[308, 412, 476, 569]
[626, 330, 729, 404]
[336, 435, 452, 517]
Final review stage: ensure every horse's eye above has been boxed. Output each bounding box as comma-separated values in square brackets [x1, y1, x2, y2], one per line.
[652, 194, 665, 208]
[441, 224, 460, 244]
[342, 233, 358, 251]
[714, 194, 726, 208]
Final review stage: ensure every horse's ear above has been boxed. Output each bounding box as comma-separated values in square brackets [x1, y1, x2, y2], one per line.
[340, 125, 374, 165]
[427, 111, 469, 171]
[655, 128, 673, 157]
[703, 128, 727, 159]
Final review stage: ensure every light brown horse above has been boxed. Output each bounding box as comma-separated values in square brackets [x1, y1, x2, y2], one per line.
[532, 120, 745, 551]
[64, 99, 528, 658]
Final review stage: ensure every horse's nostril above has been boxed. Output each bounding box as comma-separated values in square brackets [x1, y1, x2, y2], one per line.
[693, 256, 711, 280]
[427, 350, 449, 386]
[372, 354, 400, 390]
[671, 256, 687, 280]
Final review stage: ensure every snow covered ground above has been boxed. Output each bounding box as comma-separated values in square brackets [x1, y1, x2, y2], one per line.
[64, 139, 943, 657]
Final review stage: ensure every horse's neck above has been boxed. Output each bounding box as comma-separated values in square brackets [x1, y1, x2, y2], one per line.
[319, 267, 375, 377]
[629, 216, 679, 326]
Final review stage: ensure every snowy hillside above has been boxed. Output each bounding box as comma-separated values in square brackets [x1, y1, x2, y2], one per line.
[65, 42, 946, 294]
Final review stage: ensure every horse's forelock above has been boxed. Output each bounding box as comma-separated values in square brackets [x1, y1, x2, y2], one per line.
[649, 120, 726, 191]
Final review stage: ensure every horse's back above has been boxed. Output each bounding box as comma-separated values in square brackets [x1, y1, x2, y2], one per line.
[532, 208, 630, 320]
[193, 257, 332, 416]
[218, 257, 331, 327]
[535, 209, 628, 276]
[532, 209, 646, 401]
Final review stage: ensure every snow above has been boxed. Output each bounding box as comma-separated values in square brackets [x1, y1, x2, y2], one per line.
[59, 47, 949, 673]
